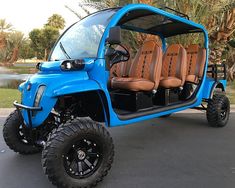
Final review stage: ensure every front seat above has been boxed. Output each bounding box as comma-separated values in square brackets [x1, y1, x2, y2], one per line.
[186, 44, 206, 84]
[110, 61, 131, 78]
[111, 40, 163, 91]
[159, 44, 187, 88]
[109, 45, 132, 79]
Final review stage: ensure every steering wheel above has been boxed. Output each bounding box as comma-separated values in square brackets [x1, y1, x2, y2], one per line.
[115, 44, 130, 61]
[105, 44, 130, 68]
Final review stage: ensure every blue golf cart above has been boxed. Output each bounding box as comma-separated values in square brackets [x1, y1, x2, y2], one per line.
[3, 4, 230, 188]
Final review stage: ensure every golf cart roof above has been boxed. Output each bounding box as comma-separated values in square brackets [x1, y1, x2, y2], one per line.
[105, 4, 207, 38]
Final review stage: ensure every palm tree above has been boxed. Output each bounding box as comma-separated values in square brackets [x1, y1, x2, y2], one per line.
[6, 31, 24, 63]
[65, 0, 120, 20]
[209, 4, 235, 63]
[0, 19, 13, 50]
[45, 14, 66, 30]
[0, 19, 13, 33]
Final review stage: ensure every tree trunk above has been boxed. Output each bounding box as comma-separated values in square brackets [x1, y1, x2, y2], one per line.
[228, 63, 235, 81]
[209, 42, 226, 64]
[9, 47, 19, 64]
[44, 48, 49, 60]
[0, 35, 6, 49]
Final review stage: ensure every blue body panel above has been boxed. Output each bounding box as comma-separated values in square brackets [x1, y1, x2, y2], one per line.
[202, 78, 227, 99]
[18, 4, 226, 128]
[20, 59, 101, 127]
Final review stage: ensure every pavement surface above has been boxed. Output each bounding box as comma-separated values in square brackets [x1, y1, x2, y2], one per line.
[0, 112, 235, 188]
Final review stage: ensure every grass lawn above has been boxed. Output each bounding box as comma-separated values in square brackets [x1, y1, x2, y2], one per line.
[8, 66, 36, 74]
[0, 88, 21, 108]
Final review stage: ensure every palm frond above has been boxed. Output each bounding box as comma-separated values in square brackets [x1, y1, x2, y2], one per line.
[81, 1, 107, 10]
[65, 5, 83, 20]
[77, 2, 92, 15]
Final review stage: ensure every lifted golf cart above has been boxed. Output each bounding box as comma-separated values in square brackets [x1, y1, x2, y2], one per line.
[3, 4, 230, 188]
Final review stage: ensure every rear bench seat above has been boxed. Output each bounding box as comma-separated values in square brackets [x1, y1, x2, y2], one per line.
[159, 44, 187, 89]
[185, 44, 206, 84]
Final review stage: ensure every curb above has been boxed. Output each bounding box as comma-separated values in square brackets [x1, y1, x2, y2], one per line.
[0, 108, 14, 117]
[1, 106, 235, 117]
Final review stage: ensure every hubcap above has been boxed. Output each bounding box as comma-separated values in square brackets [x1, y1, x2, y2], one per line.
[63, 139, 102, 178]
[77, 150, 86, 160]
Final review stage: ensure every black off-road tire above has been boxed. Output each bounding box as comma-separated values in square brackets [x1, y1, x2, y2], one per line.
[42, 118, 114, 188]
[3, 110, 42, 154]
[206, 94, 230, 127]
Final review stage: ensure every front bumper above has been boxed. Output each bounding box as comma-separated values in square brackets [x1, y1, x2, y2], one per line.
[13, 101, 42, 128]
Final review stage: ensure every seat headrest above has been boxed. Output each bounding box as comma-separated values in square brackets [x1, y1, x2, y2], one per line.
[166, 44, 184, 55]
[141, 40, 159, 52]
[187, 44, 199, 53]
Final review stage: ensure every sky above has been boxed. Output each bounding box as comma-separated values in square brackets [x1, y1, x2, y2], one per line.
[0, 0, 84, 35]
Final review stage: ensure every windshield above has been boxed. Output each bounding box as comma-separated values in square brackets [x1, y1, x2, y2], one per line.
[50, 9, 117, 61]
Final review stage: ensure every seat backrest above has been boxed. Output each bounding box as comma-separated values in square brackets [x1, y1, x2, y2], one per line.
[162, 44, 187, 86]
[110, 46, 132, 78]
[129, 40, 163, 89]
[110, 62, 125, 78]
[186, 44, 206, 78]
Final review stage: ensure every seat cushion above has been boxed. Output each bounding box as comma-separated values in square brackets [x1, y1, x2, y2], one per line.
[111, 77, 155, 91]
[186, 74, 199, 84]
[160, 77, 182, 88]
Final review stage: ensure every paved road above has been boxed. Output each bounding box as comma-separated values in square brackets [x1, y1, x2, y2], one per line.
[0, 113, 235, 188]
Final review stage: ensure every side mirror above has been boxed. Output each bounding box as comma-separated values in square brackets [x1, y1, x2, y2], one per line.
[106, 26, 121, 45]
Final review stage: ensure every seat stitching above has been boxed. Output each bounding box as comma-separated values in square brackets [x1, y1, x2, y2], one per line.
[168, 54, 174, 76]
[141, 53, 148, 78]
[188, 53, 193, 75]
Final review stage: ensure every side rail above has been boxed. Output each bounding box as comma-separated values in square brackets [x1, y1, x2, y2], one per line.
[207, 63, 226, 81]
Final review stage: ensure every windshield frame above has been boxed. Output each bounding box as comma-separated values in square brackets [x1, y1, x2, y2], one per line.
[48, 8, 119, 61]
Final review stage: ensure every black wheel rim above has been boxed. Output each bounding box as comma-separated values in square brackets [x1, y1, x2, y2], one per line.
[220, 103, 228, 121]
[18, 124, 29, 144]
[63, 138, 102, 179]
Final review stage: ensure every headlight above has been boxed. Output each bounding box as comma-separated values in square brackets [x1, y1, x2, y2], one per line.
[34, 85, 46, 107]
[60, 59, 85, 71]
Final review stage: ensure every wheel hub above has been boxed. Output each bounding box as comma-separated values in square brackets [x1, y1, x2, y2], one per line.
[77, 150, 86, 160]
[63, 139, 102, 178]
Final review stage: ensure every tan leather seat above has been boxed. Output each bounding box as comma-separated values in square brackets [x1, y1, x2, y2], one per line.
[110, 58, 131, 78]
[186, 44, 206, 84]
[160, 44, 187, 88]
[108, 45, 132, 87]
[111, 40, 163, 91]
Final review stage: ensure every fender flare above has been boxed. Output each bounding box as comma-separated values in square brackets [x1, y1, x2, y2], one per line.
[30, 80, 105, 127]
[209, 81, 225, 99]
[51, 79, 101, 97]
[51, 80, 110, 125]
